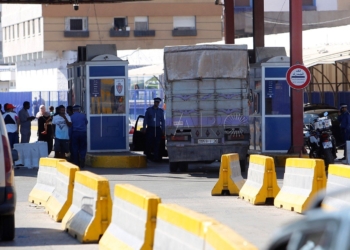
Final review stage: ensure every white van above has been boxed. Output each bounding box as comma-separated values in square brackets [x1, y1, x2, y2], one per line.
[0, 113, 18, 241]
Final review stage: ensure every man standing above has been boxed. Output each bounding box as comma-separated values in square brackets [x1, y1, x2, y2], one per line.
[338, 103, 350, 160]
[19, 101, 36, 143]
[3, 103, 20, 148]
[70, 105, 88, 168]
[143, 97, 165, 162]
[52, 105, 72, 159]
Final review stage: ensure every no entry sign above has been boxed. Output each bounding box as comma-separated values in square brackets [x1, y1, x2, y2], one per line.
[286, 64, 311, 89]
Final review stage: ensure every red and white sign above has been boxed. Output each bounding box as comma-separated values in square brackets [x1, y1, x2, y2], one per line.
[286, 64, 311, 89]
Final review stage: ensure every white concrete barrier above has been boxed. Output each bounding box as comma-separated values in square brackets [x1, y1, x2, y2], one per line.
[323, 164, 350, 210]
[46, 161, 79, 222]
[28, 158, 66, 206]
[14, 141, 48, 168]
[153, 204, 218, 250]
[62, 171, 112, 243]
[274, 158, 327, 213]
[212, 153, 245, 196]
[99, 184, 161, 250]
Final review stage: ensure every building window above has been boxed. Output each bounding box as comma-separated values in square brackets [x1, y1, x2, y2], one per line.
[173, 16, 196, 30]
[38, 18, 41, 33]
[23, 22, 25, 37]
[12, 26, 14, 40]
[32, 19, 35, 34]
[28, 21, 30, 36]
[135, 16, 148, 31]
[65, 17, 88, 31]
[4, 27, 6, 41]
[17, 24, 19, 38]
[235, 0, 251, 7]
[113, 17, 128, 30]
[303, 0, 314, 5]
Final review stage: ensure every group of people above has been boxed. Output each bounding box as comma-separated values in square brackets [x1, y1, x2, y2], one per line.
[1, 102, 88, 168]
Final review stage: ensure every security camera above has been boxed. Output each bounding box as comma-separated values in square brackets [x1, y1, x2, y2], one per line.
[73, 4, 79, 11]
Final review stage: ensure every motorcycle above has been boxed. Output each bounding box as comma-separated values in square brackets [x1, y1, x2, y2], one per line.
[307, 112, 337, 170]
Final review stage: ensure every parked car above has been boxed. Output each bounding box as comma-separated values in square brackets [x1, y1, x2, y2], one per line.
[267, 189, 350, 250]
[0, 113, 18, 241]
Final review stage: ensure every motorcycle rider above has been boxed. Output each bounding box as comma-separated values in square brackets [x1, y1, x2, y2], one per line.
[337, 103, 350, 160]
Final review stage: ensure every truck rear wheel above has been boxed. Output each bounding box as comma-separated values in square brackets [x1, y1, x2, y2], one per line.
[169, 162, 178, 173]
[0, 215, 15, 241]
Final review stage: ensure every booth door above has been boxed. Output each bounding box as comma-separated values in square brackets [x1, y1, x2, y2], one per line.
[90, 116, 126, 150]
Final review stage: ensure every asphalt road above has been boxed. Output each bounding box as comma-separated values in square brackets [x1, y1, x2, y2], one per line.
[0, 159, 305, 250]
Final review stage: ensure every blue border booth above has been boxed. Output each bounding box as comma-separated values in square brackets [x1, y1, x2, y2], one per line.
[261, 57, 291, 153]
[67, 45, 129, 152]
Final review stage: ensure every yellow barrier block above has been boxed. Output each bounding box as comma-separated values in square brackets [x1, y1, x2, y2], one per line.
[212, 153, 245, 196]
[45, 162, 79, 222]
[28, 158, 66, 206]
[274, 158, 326, 213]
[205, 223, 258, 250]
[239, 155, 280, 205]
[154, 204, 218, 250]
[322, 164, 350, 211]
[99, 184, 161, 250]
[62, 171, 112, 243]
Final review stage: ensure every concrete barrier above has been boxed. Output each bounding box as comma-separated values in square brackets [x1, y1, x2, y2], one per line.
[239, 155, 280, 205]
[205, 223, 258, 250]
[28, 158, 66, 206]
[322, 164, 350, 210]
[62, 171, 112, 243]
[153, 204, 217, 250]
[99, 184, 161, 250]
[14, 141, 48, 168]
[274, 158, 326, 213]
[211, 153, 245, 196]
[45, 161, 79, 222]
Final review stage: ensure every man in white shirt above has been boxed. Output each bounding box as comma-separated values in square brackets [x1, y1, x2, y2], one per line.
[52, 105, 72, 159]
[3, 103, 20, 148]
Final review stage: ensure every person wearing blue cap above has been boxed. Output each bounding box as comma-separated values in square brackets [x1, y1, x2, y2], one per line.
[338, 103, 350, 160]
[143, 97, 165, 162]
[70, 105, 88, 168]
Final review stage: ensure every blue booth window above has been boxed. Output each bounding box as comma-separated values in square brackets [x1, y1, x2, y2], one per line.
[89, 66, 125, 77]
[265, 80, 290, 115]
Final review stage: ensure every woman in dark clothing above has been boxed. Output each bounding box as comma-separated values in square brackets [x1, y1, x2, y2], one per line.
[36, 105, 53, 156]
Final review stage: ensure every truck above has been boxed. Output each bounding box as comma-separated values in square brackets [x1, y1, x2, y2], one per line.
[163, 44, 250, 173]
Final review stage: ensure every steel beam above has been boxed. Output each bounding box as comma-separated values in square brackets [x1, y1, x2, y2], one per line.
[253, 0, 264, 51]
[289, 0, 306, 154]
[224, 0, 235, 44]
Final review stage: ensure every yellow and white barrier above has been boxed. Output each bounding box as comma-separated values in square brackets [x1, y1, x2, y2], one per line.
[14, 141, 48, 168]
[28, 158, 66, 206]
[62, 171, 112, 243]
[323, 164, 350, 210]
[153, 204, 217, 250]
[211, 153, 245, 196]
[45, 162, 80, 222]
[274, 158, 326, 213]
[239, 155, 280, 205]
[99, 184, 161, 250]
[205, 224, 258, 250]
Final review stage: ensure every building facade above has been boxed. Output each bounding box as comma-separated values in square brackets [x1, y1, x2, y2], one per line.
[1, 1, 222, 91]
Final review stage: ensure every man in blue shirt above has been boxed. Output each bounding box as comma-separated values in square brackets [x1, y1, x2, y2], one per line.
[143, 97, 165, 162]
[338, 103, 350, 160]
[71, 105, 88, 168]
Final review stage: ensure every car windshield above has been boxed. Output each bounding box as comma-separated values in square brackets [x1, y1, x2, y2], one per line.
[304, 114, 319, 124]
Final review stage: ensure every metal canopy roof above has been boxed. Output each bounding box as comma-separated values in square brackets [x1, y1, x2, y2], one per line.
[0, 0, 148, 3]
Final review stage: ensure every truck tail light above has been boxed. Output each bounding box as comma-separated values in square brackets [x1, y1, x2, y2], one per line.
[170, 135, 189, 141]
[2, 135, 14, 186]
[129, 126, 135, 134]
